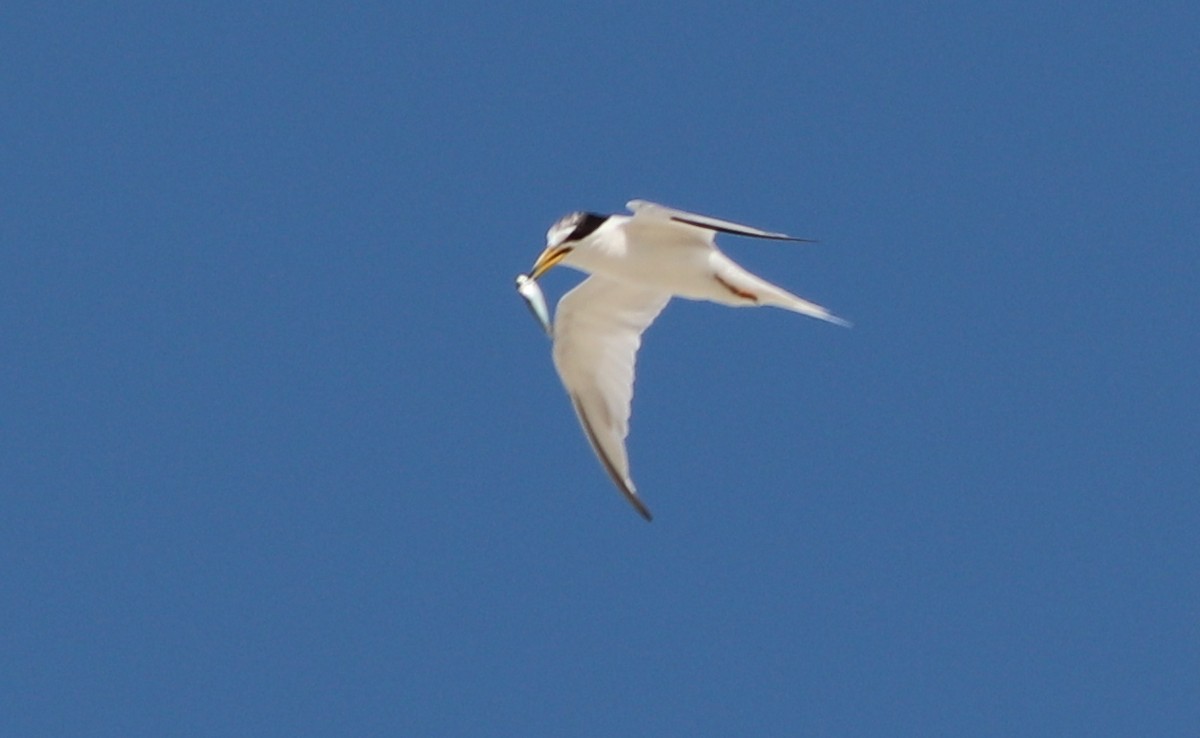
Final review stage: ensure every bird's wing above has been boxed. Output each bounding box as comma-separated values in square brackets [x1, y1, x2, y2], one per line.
[626, 199, 812, 242]
[552, 275, 671, 521]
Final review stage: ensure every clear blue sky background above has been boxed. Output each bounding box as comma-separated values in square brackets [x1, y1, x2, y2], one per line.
[3, 3, 1196, 736]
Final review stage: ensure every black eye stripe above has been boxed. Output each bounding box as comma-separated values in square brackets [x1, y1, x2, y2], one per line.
[567, 213, 608, 242]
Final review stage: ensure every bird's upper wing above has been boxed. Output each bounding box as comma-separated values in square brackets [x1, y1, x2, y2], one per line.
[552, 275, 671, 521]
[627, 199, 811, 242]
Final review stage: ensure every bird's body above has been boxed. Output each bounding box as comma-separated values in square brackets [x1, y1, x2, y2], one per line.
[521, 200, 847, 520]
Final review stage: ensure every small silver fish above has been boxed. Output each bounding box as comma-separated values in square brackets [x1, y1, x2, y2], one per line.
[515, 273, 552, 337]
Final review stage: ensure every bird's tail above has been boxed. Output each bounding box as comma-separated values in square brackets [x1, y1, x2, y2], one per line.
[763, 285, 851, 327]
[714, 259, 851, 327]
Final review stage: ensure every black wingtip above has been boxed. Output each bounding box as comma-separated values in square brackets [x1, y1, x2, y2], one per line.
[631, 497, 654, 522]
[669, 215, 816, 243]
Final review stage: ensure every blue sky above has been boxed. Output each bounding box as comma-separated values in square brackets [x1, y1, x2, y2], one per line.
[2, 3, 1197, 736]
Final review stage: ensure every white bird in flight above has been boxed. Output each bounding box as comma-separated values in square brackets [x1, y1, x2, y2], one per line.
[518, 200, 848, 521]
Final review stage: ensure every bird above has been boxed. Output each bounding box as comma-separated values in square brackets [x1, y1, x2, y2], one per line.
[521, 200, 848, 521]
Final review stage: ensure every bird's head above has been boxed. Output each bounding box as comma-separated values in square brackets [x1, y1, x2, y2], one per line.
[529, 211, 608, 279]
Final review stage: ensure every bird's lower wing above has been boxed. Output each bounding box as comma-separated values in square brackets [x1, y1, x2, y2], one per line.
[552, 276, 671, 521]
[627, 199, 811, 242]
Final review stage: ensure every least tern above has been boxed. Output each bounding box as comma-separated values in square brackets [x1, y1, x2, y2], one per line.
[521, 200, 847, 521]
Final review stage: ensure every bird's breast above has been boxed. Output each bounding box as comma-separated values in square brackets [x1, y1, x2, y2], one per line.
[569, 237, 713, 297]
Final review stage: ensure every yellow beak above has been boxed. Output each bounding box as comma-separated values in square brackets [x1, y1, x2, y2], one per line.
[529, 245, 572, 280]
